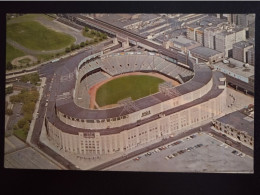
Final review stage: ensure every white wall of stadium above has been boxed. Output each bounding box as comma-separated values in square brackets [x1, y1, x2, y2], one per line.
[46, 82, 226, 155]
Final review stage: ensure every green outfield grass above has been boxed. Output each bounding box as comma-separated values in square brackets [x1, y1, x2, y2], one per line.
[7, 21, 75, 51]
[6, 43, 25, 63]
[96, 75, 164, 107]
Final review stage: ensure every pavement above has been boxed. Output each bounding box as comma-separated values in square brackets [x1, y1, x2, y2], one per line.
[4, 147, 62, 170]
[30, 80, 254, 171]
[106, 132, 253, 173]
[4, 135, 27, 154]
[224, 86, 254, 115]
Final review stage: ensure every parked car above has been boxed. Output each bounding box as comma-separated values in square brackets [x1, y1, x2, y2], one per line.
[187, 147, 193, 151]
[238, 153, 245, 157]
[173, 141, 182, 145]
[173, 153, 178, 157]
[232, 150, 238, 155]
[177, 150, 185, 154]
[190, 135, 197, 139]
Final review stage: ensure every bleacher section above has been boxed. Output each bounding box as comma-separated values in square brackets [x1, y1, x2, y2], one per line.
[80, 53, 194, 80]
[77, 52, 194, 108]
[85, 72, 109, 89]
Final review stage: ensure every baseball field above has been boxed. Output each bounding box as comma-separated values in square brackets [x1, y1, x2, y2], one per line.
[96, 75, 164, 107]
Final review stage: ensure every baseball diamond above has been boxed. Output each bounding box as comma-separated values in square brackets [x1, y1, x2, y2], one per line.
[96, 75, 165, 107]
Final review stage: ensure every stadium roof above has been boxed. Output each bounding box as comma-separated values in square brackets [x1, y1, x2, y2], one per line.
[55, 56, 212, 120]
[47, 69, 224, 135]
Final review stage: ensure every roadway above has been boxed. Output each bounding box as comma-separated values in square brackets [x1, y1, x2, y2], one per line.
[29, 44, 110, 170]
[65, 14, 180, 60]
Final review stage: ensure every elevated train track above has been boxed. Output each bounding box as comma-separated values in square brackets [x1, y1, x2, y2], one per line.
[62, 14, 180, 60]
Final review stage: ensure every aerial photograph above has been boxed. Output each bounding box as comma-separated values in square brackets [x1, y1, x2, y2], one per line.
[4, 13, 254, 173]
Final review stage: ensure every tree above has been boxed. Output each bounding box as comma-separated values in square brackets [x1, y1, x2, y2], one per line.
[22, 121, 30, 132]
[24, 113, 33, 122]
[22, 102, 35, 115]
[5, 86, 13, 95]
[80, 42, 85, 47]
[91, 30, 96, 35]
[17, 118, 27, 129]
[75, 44, 80, 49]
[6, 61, 13, 70]
[70, 44, 76, 50]
[10, 95, 21, 103]
[13, 124, 18, 131]
[21, 73, 40, 85]
[85, 26, 89, 32]
[5, 108, 13, 116]
[65, 47, 71, 53]
[103, 33, 107, 39]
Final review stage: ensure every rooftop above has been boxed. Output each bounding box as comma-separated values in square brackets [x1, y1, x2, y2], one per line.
[187, 16, 226, 30]
[170, 36, 201, 48]
[190, 46, 222, 59]
[98, 14, 160, 29]
[233, 41, 253, 48]
[217, 110, 254, 137]
[214, 58, 254, 79]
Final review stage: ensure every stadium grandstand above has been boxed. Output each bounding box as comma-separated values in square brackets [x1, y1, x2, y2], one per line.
[45, 51, 227, 156]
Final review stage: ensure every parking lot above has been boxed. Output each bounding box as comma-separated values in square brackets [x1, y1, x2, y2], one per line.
[4, 135, 27, 154]
[4, 147, 61, 170]
[106, 133, 253, 173]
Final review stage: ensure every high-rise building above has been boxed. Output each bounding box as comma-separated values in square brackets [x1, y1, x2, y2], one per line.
[186, 16, 226, 46]
[232, 41, 253, 63]
[247, 47, 255, 66]
[215, 27, 246, 57]
[204, 26, 223, 50]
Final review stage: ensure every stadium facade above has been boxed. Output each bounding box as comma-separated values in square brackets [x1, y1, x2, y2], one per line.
[45, 51, 227, 155]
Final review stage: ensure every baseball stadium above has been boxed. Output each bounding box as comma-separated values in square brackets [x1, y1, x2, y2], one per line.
[45, 50, 227, 156]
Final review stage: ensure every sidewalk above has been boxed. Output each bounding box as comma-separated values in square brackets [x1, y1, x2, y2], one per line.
[26, 77, 46, 143]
